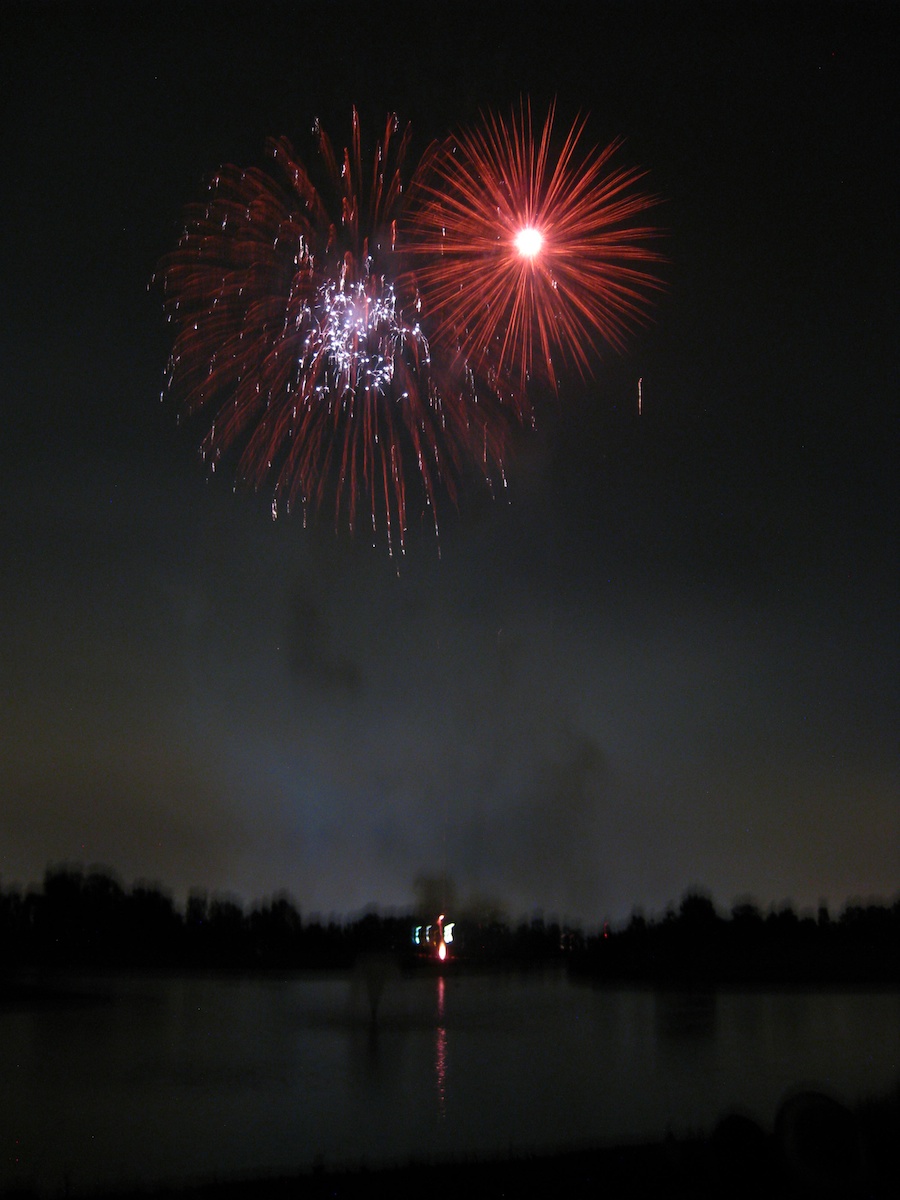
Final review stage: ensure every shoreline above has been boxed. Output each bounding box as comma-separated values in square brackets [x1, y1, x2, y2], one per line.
[5, 1089, 898, 1200]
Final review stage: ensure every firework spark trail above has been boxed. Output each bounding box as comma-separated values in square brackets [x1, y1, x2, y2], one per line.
[155, 111, 514, 555]
[157, 103, 662, 553]
[407, 100, 665, 399]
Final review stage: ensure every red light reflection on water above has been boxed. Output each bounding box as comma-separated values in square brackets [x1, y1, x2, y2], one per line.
[435, 975, 447, 1118]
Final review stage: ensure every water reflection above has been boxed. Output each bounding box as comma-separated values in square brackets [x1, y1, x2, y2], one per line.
[435, 975, 448, 1118]
[2, 973, 897, 1195]
[654, 988, 717, 1040]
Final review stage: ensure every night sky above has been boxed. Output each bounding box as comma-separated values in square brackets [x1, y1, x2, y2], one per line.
[2, 0, 896, 926]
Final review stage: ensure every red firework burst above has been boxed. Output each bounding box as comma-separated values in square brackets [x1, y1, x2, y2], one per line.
[155, 111, 513, 554]
[407, 100, 665, 396]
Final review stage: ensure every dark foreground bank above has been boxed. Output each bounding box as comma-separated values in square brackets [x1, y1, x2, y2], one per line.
[5, 1088, 897, 1200]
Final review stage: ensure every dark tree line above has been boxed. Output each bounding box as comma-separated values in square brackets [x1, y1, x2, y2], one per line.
[570, 891, 900, 986]
[1, 867, 898, 983]
[0, 865, 585, 972]
[0, 865, 412, 971]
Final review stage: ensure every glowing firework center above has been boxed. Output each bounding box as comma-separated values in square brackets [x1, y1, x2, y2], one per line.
[514, 225, 544, 259]
[413, 914, 455, 961]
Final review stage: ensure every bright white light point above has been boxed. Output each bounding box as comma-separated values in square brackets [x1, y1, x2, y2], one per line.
[514, 226, 543, 258]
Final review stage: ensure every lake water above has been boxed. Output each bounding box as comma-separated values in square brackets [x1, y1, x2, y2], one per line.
[2, 968, 898, 1195]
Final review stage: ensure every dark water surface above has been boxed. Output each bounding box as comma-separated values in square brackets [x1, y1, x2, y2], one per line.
[2, 969, 898, 1195]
